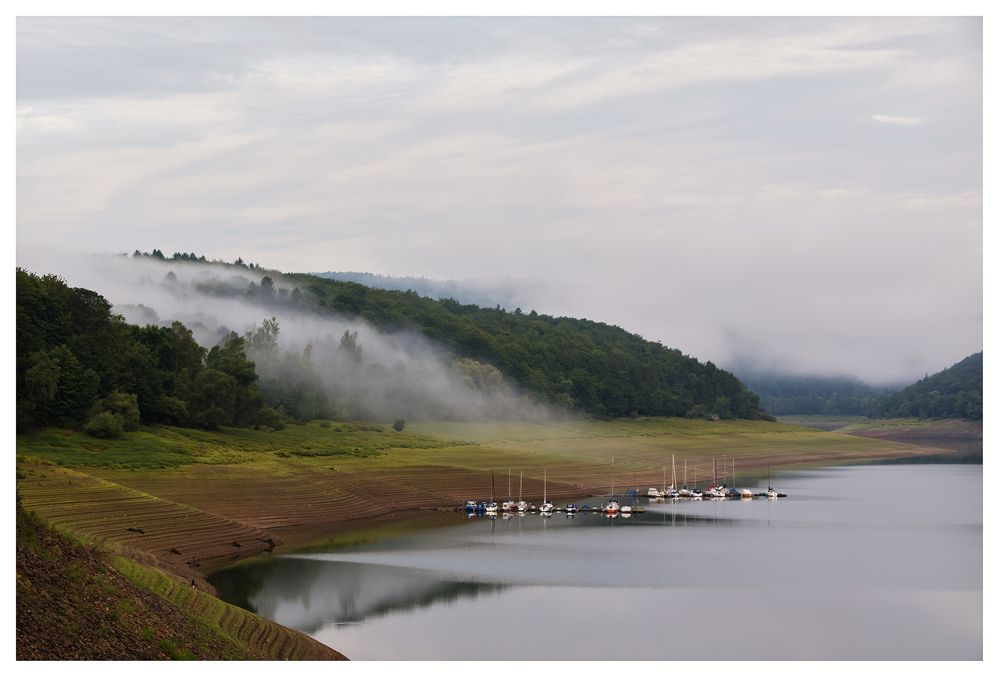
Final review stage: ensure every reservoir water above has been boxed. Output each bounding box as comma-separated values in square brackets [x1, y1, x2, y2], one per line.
[209, 461, 982, 660]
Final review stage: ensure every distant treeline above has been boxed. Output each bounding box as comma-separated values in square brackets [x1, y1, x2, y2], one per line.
[734, 352, 983, 420]
[733, 371, 891, 416]
[868, 352, 982, 420]
[312, 270, 536, 311]
[16, 269, 282, 435]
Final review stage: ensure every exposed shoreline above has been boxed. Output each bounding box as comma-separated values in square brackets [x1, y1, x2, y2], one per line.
[16, 417, 971, 659]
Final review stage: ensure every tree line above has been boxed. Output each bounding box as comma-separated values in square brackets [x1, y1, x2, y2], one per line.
[868, 352, 982, 420]
[16, 269, 282, 436]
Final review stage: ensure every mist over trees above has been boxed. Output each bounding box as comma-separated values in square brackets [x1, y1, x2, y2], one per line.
[733, 352, 983, 421]
[160, 256, 765, 420]
[17, 269, 271, 434]
[868, 352, 982, 420]
[18, 252, 771, 427]
[732, 370, 892, 416]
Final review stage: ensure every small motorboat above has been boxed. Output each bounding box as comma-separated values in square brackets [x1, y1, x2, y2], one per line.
[604, 499, 620, 516]
[465, 499, 478, 514]
[647, 487, 661, 499]
[565, 503, 579, 514]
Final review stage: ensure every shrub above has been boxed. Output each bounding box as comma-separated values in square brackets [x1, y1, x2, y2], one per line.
[84, 411, 125, 439]
[392, 419, 406, 432]
[89, 391, 141, 431]
[255, 405, 285, 431]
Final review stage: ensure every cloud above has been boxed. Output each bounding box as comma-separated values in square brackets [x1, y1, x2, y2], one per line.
[871, 114, 926, 126]
[15, 17, 982, 385]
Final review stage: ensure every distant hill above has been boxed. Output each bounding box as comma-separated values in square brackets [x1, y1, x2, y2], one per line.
[732, 370, 894, 416]
[312, 271, 546, 311]
[869, 352, 982, 420]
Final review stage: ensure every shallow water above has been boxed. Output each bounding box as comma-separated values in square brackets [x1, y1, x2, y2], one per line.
[209, 463, 982, 660]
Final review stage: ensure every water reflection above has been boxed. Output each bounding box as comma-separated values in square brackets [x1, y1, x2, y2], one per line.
[210, 463, 982, 660]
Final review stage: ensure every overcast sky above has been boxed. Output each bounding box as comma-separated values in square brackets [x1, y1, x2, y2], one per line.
[16, 16, 982, 384]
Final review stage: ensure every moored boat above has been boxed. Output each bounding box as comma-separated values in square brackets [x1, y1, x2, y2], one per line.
[540, 468, 554, 515]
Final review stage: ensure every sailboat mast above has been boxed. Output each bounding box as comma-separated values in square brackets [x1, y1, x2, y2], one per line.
[671, 453, 676, 491]
[684, 459, 687, 489]
[519, 470, 523, 502]
[544, 468, 547, 503]
[491, 470, 495, 503]
[611, 456, 614, 497]
[508, 469, 512, 502]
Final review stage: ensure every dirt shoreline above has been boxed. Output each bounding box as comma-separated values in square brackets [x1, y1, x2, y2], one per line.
[17, 421, 958, 660]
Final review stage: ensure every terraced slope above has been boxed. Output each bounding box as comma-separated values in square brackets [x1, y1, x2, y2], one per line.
[16, 504, 344, 660]
[16, 463, 281, 579]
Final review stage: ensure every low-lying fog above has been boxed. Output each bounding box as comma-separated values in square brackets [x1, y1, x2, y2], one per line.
[17, 246, 555, 422]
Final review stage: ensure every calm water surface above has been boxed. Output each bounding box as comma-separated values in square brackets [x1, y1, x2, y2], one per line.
[210, 463, 982, 660]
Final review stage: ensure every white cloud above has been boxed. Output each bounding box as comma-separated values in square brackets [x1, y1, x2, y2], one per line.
[871, 114, 926, 126]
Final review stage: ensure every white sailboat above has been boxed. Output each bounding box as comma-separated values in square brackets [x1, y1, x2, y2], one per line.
[665, 454, 679, 499]
[679, 458, 693, 498]
[540, 468, 554, 515]
[705, 457, 726, 498]
[767, 462, 779, 499]
[517, 470, 528, 512]
[604, 456, 620, 515]
[485, 471, 498, 514]
[502, 469, 516, 512]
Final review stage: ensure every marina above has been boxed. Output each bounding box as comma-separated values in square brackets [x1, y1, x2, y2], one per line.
[459, 458, 787, 516]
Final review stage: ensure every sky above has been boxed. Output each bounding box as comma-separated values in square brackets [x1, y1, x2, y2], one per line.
[15, 16, 983, 384]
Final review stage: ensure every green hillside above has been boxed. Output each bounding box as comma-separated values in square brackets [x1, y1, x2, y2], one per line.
[19, 253, 768, 422]
[205, 256, 766, 419]
[869, 352, 982, 420]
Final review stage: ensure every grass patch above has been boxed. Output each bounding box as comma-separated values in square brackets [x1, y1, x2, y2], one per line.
[17, 420, 473, 470]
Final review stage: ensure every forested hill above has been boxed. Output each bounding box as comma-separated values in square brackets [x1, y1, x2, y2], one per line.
[869, 352, 983, 420]
[88, 252, 767, 420]
[731, 370, 892, 416]
[278, 271, 765, 419]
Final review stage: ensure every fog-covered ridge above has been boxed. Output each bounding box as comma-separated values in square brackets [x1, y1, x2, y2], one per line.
[17, 247, 553, 422]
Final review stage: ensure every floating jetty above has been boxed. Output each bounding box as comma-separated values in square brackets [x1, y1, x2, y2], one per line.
[446, 492, 787, 513]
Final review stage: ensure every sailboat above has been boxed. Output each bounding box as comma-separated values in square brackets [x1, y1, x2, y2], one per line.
[604, 456, 620, 515]
[502, 469, 516, 512]
[517, 470, 528, 512]
[767, 462, 779, 499]
[485, 471, 499, 514]
[665, 454, 679, 499]
[691, 463, 703, 499]
[731, 458, 750, 499]
[705, 457, 726, 498]
[679, 458, 693, 498]
[540, 468, 555, 515]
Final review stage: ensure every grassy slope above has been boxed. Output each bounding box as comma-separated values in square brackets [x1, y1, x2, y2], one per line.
[779, 415, 983, 437]
[16, 504, 345, 660]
